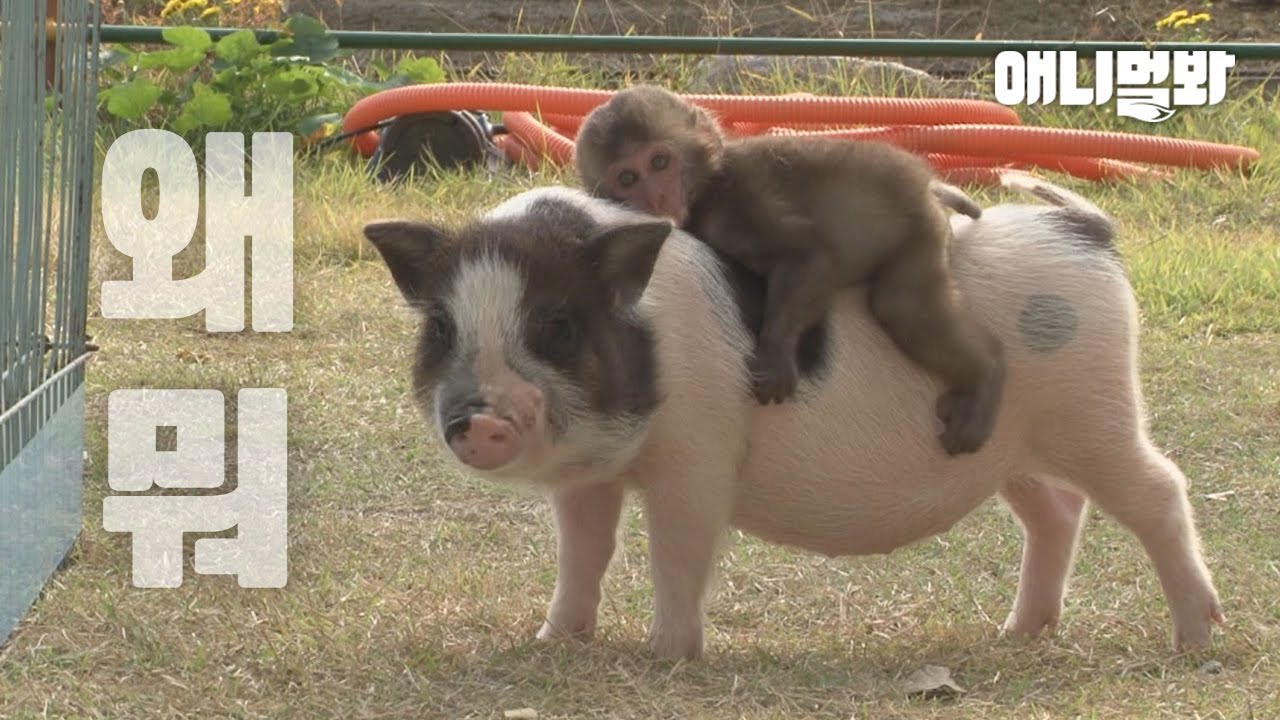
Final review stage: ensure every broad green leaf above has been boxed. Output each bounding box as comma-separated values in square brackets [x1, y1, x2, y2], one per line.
[173, 112, 199, 134]
[211, 66, 243, 88]
[265, 68, 320, 101]
[321, 65, 383, 94]
[215, 29, 266, 64]
[99, 45, 138, 68]
[162, 26, 213, 52]
[186, 83, 233, 126]
[275, 14, 340, 63]
[298, 112, 343, 134]
[285, 14, 328, 39]
[103, 78, 161, 119]
[137, 45, 206, 72]
[394, 56, 445, 85]
[296, 112, 343, 140]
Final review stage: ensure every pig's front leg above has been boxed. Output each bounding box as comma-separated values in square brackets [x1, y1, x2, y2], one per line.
[536, 481, 625, 642]
[641, 464, 735, 660]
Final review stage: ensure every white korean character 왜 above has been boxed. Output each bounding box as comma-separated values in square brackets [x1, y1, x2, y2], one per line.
[99, 130, 294, 332]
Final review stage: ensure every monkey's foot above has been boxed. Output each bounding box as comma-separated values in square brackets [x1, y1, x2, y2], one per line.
[936, 346, 1007, 454]
[936, 385, 1000, 455]
[942, 389, 988, 450]
[748, 349, 798, 404]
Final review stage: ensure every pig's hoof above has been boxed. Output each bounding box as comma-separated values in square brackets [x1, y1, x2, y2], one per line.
[1001, 610, 1059, 639]
[748, 351, 798, 405]
[1173, 598, 1225, 652]
[647, 624, 704, 661]
[536, 618, 595, 642]
[936, 389, 996, 455]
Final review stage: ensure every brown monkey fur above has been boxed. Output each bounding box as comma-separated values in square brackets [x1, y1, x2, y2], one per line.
[574, 84, 1007, 456]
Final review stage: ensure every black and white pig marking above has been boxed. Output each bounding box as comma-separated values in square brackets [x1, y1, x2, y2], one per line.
[363, 176, 1223, 661]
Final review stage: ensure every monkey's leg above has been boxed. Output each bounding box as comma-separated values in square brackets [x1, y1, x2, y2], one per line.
[752, 255, 839, 404]
[869, 240, 1007, 455]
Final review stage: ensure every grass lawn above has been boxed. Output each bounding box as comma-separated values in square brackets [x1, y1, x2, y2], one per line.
[1, 63, 1279, 718]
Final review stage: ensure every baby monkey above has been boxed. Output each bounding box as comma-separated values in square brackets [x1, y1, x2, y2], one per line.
[574, 85, 1006, 456]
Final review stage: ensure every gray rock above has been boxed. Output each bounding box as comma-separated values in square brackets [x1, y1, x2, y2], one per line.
[1198, 659, 1225, 675]
[689, 54, 951, 97]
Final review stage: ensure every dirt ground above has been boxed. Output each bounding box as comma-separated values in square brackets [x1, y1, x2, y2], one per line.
[280, 0, 1280, 79]
[290, 0, 1280, 44]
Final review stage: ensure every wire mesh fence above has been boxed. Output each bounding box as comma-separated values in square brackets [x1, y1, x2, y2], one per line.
[1, 0, 100, 644]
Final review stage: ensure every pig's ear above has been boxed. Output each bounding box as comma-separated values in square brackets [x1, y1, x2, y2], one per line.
[362, 220, 448, 302]
[583, 220, 673, 306]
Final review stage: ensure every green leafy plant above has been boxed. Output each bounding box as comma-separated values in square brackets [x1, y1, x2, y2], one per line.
[97, 14, 445, 144]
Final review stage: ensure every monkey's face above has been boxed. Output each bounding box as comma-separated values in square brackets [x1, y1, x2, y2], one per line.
[603, 140, 691, 226]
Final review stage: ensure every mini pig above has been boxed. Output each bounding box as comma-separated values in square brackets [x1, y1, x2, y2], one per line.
[362, 175, 1223, 661]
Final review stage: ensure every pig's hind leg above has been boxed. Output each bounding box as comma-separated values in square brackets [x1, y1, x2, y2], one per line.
[1055, 438, 1224, 651]
[537, 481, 625, 642]
[998, 476, 1088, 638]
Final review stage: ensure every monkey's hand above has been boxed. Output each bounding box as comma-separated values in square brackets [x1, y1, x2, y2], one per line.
[747, 343, 799, 404]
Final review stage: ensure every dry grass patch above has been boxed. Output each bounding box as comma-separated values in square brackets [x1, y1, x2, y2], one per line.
[3, 73, 1279, 720]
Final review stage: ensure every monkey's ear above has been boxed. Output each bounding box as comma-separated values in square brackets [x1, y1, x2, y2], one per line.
[362, 220, 449, 303]
[583, 220, 674, 307]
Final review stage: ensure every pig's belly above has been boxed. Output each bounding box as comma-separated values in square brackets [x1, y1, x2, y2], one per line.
[729, 297, 1022, 557]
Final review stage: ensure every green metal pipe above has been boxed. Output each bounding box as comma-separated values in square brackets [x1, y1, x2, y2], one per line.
[96, 25, 1280, 59]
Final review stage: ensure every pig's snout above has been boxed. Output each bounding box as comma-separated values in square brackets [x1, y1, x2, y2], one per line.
[447, 412, 519, 471]
[442, 395, 488, 444]
[438, 381, 545, 472]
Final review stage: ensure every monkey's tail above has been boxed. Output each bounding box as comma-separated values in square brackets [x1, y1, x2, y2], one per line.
[930, 180, 982, 219]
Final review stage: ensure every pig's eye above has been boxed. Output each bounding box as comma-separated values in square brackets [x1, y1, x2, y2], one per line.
[423, 307, 456, 351]
[617, 169, 639, 188]
[528, 307, 580, 366]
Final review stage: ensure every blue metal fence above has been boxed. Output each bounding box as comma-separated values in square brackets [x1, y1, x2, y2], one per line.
[0, 0, 100, 645]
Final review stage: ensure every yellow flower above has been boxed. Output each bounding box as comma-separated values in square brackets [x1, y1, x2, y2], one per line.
[1173, 12, 1210, 28]
[159, 0, 184, 18]
[1156, 9, 1190, 28]
[200, 6, 221, 16]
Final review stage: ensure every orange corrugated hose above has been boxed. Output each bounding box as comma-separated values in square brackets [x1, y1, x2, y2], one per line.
[343, 82, 1022, 156]
[500, 111, 575, 165]
[767, 124, 1257, 172]
[343, 82, 1260, 184]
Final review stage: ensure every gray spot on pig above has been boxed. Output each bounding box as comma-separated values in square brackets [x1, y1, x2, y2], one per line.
[1018, 294, 1079, 353]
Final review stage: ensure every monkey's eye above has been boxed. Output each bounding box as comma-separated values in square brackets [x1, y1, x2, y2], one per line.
[650, 153, 670, 171]
[617, 170, 639, 188]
